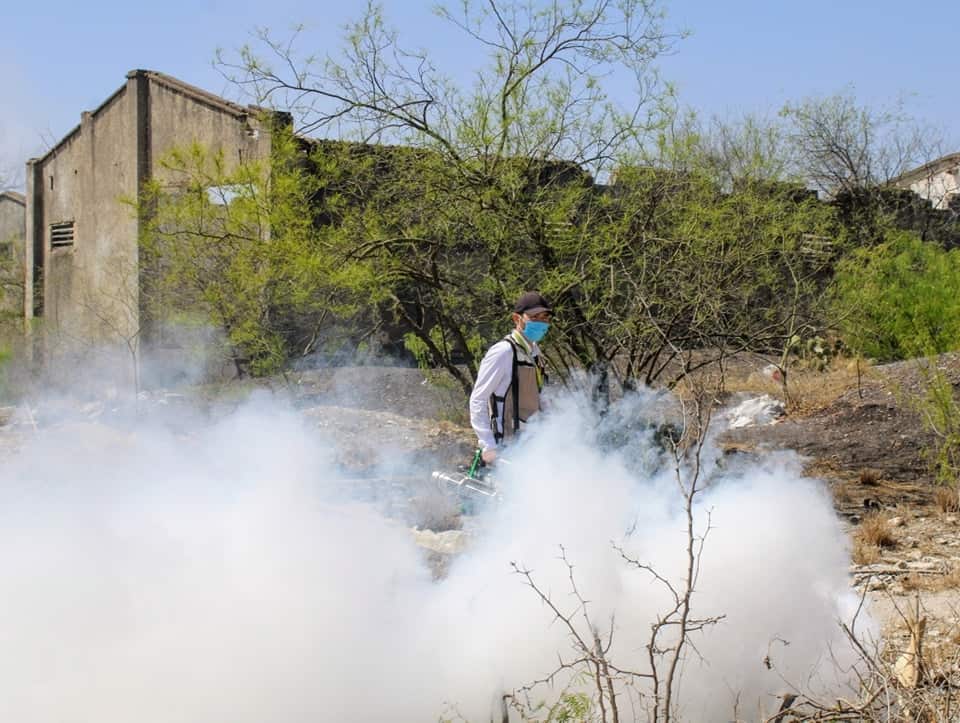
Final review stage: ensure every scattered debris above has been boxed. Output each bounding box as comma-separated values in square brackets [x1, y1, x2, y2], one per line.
[894, 600, 926, 689]
[725, 394, 786, 430]
[411, 528, 470, 555]
[762, 364, 784, 383]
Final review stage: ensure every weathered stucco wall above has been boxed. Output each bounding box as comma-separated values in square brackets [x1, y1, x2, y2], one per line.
[896, 154, 960, 212]
[0, 192, 25, 318]
[148, 78, 273, 180]
[33, 84, 138, 349]
[907, 168, 960, 211]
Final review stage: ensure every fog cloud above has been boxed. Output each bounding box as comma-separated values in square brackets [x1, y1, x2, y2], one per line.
[0, 389, 865, 721]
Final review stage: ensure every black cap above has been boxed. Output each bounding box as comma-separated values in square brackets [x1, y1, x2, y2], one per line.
[513, 291, 552, 315]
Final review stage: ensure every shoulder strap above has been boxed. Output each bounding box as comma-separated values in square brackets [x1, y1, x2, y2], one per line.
[489, 388, 504, 444]
[504, 337, 521, 434]
[488, 338, 520, 444]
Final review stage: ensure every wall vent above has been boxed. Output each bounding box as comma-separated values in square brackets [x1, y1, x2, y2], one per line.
[50, 221, 75, 248]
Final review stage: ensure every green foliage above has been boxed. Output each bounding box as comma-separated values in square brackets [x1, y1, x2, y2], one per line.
[0, 345, 9, 398]
[306, 121, 842, 395]
[0, 233, 24, 322]
[0, 319, 30, 402]
[831, 231, 960, 361]
[547, 692, 593, 722]
[139, 128, 363, 376]
[210, 1, 858, 397]
[0, 237, 25, 398]
[546, 155, 840, 387]
[511, 689, 596, 722]
[833, 230, 960, 494]
[307, 139, 586, 392]
[915, 367, 960, 488]
[224, 0, 685, 391]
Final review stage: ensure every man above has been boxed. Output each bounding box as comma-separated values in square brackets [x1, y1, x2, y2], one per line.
[469, 291, 551, 464]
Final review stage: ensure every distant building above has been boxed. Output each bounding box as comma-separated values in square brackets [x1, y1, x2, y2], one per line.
[0, 190, 26, 319]
[893, 152, 960, 212]
[0, 190, 25, 255]
[22, 70, 286, 380]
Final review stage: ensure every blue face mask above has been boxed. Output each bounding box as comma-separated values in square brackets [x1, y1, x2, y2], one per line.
[523, 320, 550, 343]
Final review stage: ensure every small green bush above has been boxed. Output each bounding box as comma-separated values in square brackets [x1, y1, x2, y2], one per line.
[831, 231, 960, 361]
[915, 367, 960, 488]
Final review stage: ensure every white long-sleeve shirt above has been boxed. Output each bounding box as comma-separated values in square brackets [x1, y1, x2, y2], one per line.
[468, 332, 541, 451]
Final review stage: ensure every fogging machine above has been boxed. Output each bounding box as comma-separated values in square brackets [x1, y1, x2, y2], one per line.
[432, 449, 501, 499]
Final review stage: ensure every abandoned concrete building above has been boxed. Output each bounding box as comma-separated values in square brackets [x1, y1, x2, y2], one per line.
[23, 69, 286, 380]
[0, 190, 26, 319]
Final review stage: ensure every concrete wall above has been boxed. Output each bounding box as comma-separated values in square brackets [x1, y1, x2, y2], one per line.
[24, 70, 278, 387]
[0, 192, 25, 318]
[33, 86, 138, 348]
[147, 76, 273, 181]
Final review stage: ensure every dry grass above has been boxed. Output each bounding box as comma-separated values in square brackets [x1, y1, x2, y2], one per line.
[902, 567, 960, 593]
[859, 468, 881, 486]
[857, 512, 898, 550]
[787, 361, 874, 414]
[928, 567, 960, 592]
[945, 567, 960, 587]
[924, 639, 960, 679]
[852, 539, 882, 565]
[702, 357, 877, 416]
[934, 486, 960, 513]
[805, 458, 845, 481]
[901, 574, 923, 592]
[833, 481, 853, 505]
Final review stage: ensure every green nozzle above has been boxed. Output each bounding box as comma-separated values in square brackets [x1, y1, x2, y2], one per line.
[468, 448, 482, 478]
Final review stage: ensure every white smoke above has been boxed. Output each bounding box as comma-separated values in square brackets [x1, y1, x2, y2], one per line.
[0, 389, 866, 721]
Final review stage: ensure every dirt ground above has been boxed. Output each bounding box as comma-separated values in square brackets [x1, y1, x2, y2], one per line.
[723, 356, 960, 483]
[720, 354, 960, 684]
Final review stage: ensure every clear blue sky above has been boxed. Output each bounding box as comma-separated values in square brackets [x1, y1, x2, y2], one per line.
[2, 0, 957, 182]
